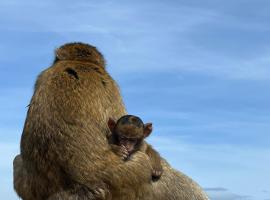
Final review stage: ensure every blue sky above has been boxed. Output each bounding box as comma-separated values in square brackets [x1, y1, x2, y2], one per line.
[0, 0, 270, 199]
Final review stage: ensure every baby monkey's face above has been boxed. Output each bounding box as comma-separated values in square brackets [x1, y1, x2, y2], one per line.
[114, 124, 144, 153]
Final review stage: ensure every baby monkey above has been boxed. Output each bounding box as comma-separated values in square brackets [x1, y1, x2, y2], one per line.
[107, 115, 163, 180]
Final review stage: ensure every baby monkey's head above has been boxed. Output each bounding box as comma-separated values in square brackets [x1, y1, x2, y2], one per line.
[108, 115, 152, 154]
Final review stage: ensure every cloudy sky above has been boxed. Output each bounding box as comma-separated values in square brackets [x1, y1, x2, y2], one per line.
[0, 0, 270, 199]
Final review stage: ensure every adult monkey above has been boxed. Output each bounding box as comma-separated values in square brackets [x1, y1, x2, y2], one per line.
[13, 42, 209, 200]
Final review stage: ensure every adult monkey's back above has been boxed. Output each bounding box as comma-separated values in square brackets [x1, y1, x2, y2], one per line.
[13, 42, 209, 200]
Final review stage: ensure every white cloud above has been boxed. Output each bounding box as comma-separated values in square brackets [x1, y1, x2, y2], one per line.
[207, 190, 252, 200]
[0, 0, 215, 33]
[115, 43, 270, 81]
[205, 187, 253, 200]
[2, 0, 270, 81]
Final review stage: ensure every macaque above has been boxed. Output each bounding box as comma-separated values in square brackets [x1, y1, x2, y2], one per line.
[13, 42, 209, 200]
[13, 42, 153, 200]
[108, 115, 163, 179]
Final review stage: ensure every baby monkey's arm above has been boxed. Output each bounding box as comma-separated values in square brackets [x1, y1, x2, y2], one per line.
[145, 144, 163, 180]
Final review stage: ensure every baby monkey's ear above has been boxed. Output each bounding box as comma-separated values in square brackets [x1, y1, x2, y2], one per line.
[108, 118, 116, 132]
[143, 123, 153, 138]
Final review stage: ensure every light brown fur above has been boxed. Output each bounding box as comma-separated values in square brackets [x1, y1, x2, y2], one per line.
[13, 42, 209, 200]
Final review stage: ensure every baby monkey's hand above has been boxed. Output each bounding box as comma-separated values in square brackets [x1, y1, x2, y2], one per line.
[119, 145, 129, 160]
[111, 145, 130, 160]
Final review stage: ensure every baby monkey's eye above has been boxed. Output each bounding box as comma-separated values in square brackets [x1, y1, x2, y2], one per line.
[119, 136, 127, 140]
[128, 138, 137, 143]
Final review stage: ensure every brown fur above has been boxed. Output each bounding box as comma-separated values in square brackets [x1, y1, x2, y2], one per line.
[13, 42, 209, 200]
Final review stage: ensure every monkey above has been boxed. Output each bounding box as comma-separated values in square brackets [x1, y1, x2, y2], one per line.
[13, 42, 209, 200]
[13, 42, 153, 200]
[107, 115, 163, 180]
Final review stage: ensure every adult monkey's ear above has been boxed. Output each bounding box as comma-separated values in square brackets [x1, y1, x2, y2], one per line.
[143, 123, 153, 138]
[108, 118, 116, 132]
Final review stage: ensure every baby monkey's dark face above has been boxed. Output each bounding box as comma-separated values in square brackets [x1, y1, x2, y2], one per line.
[114, 124, 144, 153]
[108, 115, 152, 154]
